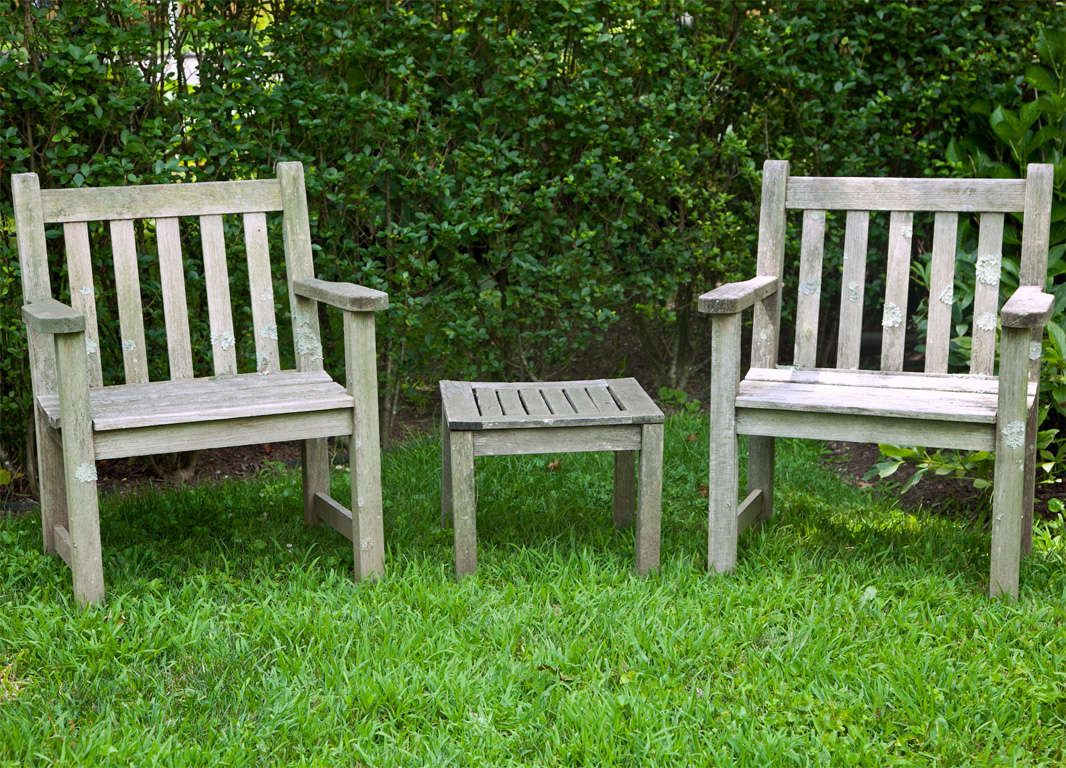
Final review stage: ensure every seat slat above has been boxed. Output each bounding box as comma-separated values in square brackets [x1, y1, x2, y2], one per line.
[794, 209, 826, 367]
[880, 211, 913, 371]
[40, 179, 283, 223]
[925, 212, 958, 373]
[64, 222, 103, 386]
[563, 385, 598, 415]
[518, 387, 550, 416]
[473, 387, 504, 417]
[38, 370, 350, 431]
[497, 388, 524, 416]
[586, 384, 621, 413]
[200, 214, 237, 376]
[836, 211, 869, 369]
[606, 377, 662, 419]
[971, 212, 1004, 376]
[110, 219, 149, 383]
[785, 177, 1026, 212]
[746, 366, 1036, 395]
[244, 212, 281, 374]
[541, 387, 577, 416]
[156, 217, 194, 379]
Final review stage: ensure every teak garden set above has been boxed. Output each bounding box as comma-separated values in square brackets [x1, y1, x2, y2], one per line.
[13, 160, 1055, 605]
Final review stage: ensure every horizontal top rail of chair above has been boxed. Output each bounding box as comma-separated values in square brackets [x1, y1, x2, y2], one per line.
[698, 275, 777, 314]
[784, 176, 1027, 212]
[22, 298, 85, 334]
[293, 277, 389, 312]
[441, 377, 663, 430]
[38, 178, 283, 223]
[38, 370, 351, 431]
[737, 368, 1037, 424]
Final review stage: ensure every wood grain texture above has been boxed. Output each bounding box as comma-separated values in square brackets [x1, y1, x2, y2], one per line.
[634, 423, 663, 576]
[293, 277, 388, 312]
[612, 450, 636, 530]
[278, 162, 324, 373]
[110, 219, 149, 384]
[156, 217, 194, 380]
[1019, 163, 1054, 286]
[64, 222, 103, 386]
[40, 178, 282, 223]
[312, 492, 354, 543]
[709, 312, 741, 573]
[736, 489, 764, 535]
[751, 160, 788, 368]
[1001, 286, 1054, 328]
[244, 212, 281, 375]
[200, 214, 238, 376]
[22, 298, 85, 335]
[747, 436, 775, 524]
[472, 425, 643, 456]
[879, 211, 913, 372]
[450, 430, 477, 577]
[971, 212, 1004, 376]
[924, 212, 958, 373]
[793, 210, 826, 367]
[698, 275, 777, 315]
[441, 413, 453, 529]
[836, 211, 869, 369]
[785, 176, 1026, 212]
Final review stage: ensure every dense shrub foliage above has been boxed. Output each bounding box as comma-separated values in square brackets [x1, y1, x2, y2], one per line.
[1, 1, 1062, 482]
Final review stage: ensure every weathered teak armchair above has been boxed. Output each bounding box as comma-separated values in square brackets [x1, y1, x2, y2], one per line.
[699, 160, 1054, 598]
[15, 162, 387, 605]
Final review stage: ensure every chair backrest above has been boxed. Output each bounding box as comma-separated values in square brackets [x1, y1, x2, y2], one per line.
[13, 162, 324, 399]
[750, 160, 1054, 377]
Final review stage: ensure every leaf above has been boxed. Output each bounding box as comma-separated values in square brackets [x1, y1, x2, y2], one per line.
[1024, 63, 1059, 93]
[972, 478, 991, 490]
[0, 469, 11, 485]
[1037, 29, 1066, 66]
[545, 459, 562, 471]
[873, 460, 904, 479]
[990, 106, 1025, 144]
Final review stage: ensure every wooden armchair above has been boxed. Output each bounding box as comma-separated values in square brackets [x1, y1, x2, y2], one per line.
[14, 162, 387, 605]
[699, 160, 1054, 598]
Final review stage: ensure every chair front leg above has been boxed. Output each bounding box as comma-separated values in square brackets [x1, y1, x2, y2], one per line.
[708, 312, 742, 573]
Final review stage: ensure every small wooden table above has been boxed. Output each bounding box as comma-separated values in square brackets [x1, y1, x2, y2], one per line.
[440, 378, 665, 577]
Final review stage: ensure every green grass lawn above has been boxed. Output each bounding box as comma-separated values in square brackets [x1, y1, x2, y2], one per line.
[1, 413, 1065, 766]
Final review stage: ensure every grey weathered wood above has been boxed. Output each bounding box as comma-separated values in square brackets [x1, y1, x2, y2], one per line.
[53, 524, 72, 568]
[1001, 286, 1054, 328]
[278, 162, 324, 373]
[41, 179, 283, 223]
[92, 410, 353, 461]
[586, 383, 622, 413]
[608, 377, 666, 416]
[110, 219, 149, 384]
[441, 413, 453, 529]
[785, 176, 1026, 212]
[698, 275, 777, 315]
[244, 212, 281, 375]
[748, 436, 775, 524]
[156, 217, 194, 380]
[634, 423, 663, 576]
[22, 299, 85, 335]
[472, 425, 643, 456]
[518, 387, 551, 416]
[746, 366, 1013, 394]
[312, 492, 353, 542]
[612, 450, 636, 529]
[200, 214, 238, 376]
[541, 386, 577, 416]
[345, 310, 385, 580]
[473, 387, 504, 418]
[64, 222, 103, 386]
[989, 326, 1031, 598]
[736, 489, 764, 535]
[736, 409, 995, 452]
[565, 386, 598, 415]
[450, 430, 477, 577]
[441, 380, 482, 424]
[54, 330, 104, 606]
[36, 409, 68, 555]
[38, 370, 352, 431]
[970, 212, 1004, 376]
[880, 211, 913, 372]
[1019, 164, 1054, 287]
[709, 312, 741, 572]
[293, 277, 389, 312]
[751, 160, 788, 368]
[793, 210, 826, 367]
[836, 211, 869, 369]
[925, 212, 958, 373]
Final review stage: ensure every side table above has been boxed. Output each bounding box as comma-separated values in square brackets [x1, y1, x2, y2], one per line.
[440, 378, 664, 577]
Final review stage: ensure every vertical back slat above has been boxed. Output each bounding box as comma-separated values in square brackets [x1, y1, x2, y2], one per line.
[156, 217, 194, 380]
[793, 210, 826, 367]
[879, 211, 913, 371]
[64, 222, 103, 387]
[243, 212, 281, 374]
[110, 219, 149, 383]
[971, 212, 1004, 376]
[12, 174, 59, 395]
[925, 212, 958, 373]
[200, 214, 237, 376]
[751, 160, 789, 368]
[278, 162, 324, 372]
[1019, 164, 1054, 287]
[835, 211, 869, 369]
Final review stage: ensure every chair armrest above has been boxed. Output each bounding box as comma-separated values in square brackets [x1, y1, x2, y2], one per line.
[22, 298, 85, 334]
[698, 275, 777, 315]
[1001, 286, 1054, 329]
[293, 277, 388, 312]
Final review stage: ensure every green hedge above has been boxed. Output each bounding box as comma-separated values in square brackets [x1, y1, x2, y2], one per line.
[1, 1, 1059, 479]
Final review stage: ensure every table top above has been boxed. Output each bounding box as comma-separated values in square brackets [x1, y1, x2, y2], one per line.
[440, 377, 664, 431]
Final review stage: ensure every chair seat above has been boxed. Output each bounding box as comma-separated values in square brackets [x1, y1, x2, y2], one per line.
[440, 378, 663, 431]
[38, 370, 352, 432]
[737, 367, 1038, 423]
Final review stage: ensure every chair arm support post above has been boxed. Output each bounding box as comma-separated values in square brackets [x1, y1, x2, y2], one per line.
[708, 311, 743, 572]
[1001, 286, 1054, 329]
[293, 277, 388, 312]
[698, 275, 778, 315]
[22, 298, 85, 335]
